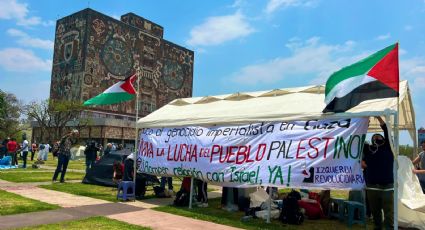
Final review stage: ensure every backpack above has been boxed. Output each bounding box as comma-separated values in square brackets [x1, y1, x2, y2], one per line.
[153, 186, 166, 198]
[279, 190, 304, 225]
[174, 190, 190, 207]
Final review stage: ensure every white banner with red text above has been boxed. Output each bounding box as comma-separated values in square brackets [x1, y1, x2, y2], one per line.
[137, 118, 368, 189]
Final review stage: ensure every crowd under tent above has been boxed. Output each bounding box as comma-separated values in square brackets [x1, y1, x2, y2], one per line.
[137, 80, 424, 229]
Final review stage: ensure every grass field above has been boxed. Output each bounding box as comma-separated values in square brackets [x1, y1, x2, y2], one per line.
[41, 157, 86, 171]
[0, 189, 59, 216]
[0, 170, 85, 182]
[17, 216, 151, 230]
[154, 198, 370, 230]
[39, 181, 187, 202]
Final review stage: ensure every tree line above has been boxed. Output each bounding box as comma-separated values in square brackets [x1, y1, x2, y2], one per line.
[0, 89, 90, 143]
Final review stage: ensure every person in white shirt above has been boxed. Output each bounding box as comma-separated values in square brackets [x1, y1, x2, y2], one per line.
[43, 143, 50, 161]
[21, 138, 29, 168]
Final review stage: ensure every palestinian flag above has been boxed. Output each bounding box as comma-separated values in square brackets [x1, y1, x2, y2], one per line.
[323, 43, 399, 113]
[83, 74, 137, 106]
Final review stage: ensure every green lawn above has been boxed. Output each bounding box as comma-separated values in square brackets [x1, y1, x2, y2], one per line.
[0, 170, 85, 182]
[42, 157, 86, 171]
[17, 216, 151, 230]
[40, 183, 122, 202]
[154, 198, 370, 230]
[0, 189, 59, 216]
[39, 181, 187, 202]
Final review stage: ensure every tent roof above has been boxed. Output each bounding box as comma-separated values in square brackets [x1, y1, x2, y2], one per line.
[137, 80, 416, 139]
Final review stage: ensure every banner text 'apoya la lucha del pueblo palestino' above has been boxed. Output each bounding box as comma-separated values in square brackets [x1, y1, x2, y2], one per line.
[137, 118, 369, 189]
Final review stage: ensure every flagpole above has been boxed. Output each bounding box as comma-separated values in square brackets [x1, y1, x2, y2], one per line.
[133, 68, 140, 197]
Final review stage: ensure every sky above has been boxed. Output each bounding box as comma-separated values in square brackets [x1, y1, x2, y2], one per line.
[0, 0, 424, 145]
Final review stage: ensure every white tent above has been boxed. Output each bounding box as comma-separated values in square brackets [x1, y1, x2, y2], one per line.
[137, 80, 422, 228]
[137, 81, 415, 140]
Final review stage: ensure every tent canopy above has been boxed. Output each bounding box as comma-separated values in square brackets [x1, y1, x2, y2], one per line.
[137, 80, 415, 139]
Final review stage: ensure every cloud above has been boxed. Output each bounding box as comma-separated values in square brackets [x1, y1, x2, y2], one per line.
[186, 11, 255, 47]
[264, 0, 317, 14]
[230, 37, 361, 85]
[375, 33, 391, 41]
[400, 57, 425, 90]
[7, 28, 54, 49]
[0, 0, 52, 26]
[0, 48, 51, 72]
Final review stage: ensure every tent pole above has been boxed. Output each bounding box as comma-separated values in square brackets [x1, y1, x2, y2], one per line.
[189, 177, 194, 209]
[267, 187, 271, 223]
[393, 110, 399, 229]
[385, 111, 399, 230]
[133, 69, 141, 195]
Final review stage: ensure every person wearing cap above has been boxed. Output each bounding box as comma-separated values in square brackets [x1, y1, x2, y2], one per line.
[52, 130, 79, 183]
[413, 140, 425, 193]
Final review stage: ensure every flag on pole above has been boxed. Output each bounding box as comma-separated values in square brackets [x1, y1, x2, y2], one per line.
[83, 74, 137, 106]
[323, 43, 399, 113]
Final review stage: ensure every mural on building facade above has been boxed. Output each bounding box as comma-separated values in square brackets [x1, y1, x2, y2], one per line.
[50, 9, 194, 117]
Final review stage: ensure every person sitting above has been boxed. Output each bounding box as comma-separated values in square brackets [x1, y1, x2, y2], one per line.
[113, 160, 124, 185]
[122, 153, 146, 199]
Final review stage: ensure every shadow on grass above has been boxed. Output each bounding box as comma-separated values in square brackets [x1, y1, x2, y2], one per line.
[154, 198, 369, 230]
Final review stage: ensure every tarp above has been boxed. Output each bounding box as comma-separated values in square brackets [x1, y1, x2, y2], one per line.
[83, 149, 131, 187]
[70, 146, 86, 160]
[398, 156, 425, 229]
[83, 149, 160, 187]
[137, 81, 415, 139]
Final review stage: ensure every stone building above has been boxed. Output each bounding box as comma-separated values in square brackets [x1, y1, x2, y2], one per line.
[32, 8, 194, 148]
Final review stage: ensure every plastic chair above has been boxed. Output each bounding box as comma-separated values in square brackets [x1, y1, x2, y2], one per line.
[328, 198, 345, 220]
[343, 201, 366, 227]
[117, 181, 135, 201]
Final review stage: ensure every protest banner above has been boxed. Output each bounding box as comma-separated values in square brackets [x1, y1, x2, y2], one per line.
[137, 118, 369, 189]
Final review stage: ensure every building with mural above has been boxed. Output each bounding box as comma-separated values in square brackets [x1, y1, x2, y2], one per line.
[32, 8, 194, 148]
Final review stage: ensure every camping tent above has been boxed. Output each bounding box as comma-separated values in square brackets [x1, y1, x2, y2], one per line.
[82, 149, 160, 188]
[82, 149, 131, 187]
[136, 80, 422, 228]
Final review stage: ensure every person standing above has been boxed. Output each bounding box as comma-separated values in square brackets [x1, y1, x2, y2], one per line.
[412, 140, 425, 193]
[160, 177, 173, 193]
[362, 116, 394, 230]
[52, 130, 79, 183]
[195, 178, 208, 207]
[43, 142, 50, 161]
[7, 138, 18, 166]
[0, 137, 6, 159]
[103, 143, 112, 156]
[84, 140, 99, 173]
[30, 143, 37, 161]
[21, 137, 29, 168]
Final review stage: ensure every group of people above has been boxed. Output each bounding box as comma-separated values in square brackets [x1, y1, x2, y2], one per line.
[0, 136, 35, 168]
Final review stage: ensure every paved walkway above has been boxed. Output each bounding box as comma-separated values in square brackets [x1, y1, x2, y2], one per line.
[0, 179, 240, 230]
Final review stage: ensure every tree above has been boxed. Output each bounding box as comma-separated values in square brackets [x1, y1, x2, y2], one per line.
[0, 90, 22, 139]
[25, 99, 90, 142]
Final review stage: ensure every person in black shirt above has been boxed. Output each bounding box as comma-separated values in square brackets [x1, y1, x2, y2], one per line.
[84, 140, 99, 174]
[362, 116, 394, 230]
